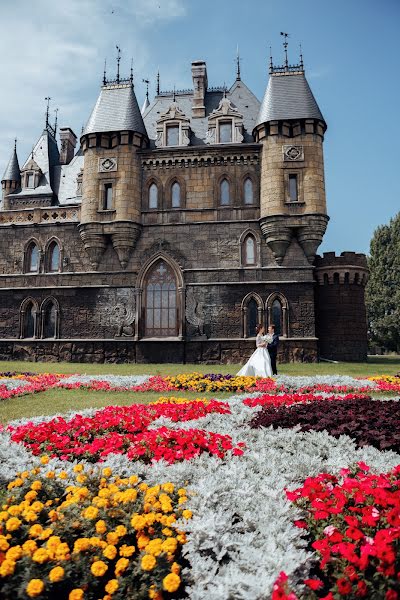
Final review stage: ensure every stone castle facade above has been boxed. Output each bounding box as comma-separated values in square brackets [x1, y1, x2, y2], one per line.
[0, 52, 368, 363]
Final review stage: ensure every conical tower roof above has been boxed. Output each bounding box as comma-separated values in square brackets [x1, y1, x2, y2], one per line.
[84, 81, 147, 136]
[2, 143, 20, 182]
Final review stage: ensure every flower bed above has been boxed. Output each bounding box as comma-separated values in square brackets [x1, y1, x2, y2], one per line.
[0, 463, 190, 599]
[274, 463, 400, 599]
[0, 374, 65, 401]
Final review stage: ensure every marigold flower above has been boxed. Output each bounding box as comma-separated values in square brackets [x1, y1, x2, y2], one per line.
[162, 572, 181, 593]
[119, 544, 135, 557]
[22, 540, 38, 554]
[30, 481, 42, 491]
[69, 590, 84, 600]
[102, 467, 112, 478]
[49, 566, 65, 582]
[171, 562, 180, 574]
[162, 537, 178, 554]
[40, 455, 49, 465]
[114, 525, 127, 537]
[105, 579, 119, 594]
[103, 544, 117, 560]
[91, 560, 108, 577]
[73, 464, 84, 473]
[95, 520, 107, 534]
[0, 559, 16, 577]
[141, 554, 156, 570]
[26, 579, 45, 598]
[182, 509, 192, 520]
[6, 544, 22, 561]
[115, 557, 129, 576]
[106, 532, 119, 545]
[6, 517, 22, 531]
[32, 548, 50, 563]
[82, 506, 99, 520]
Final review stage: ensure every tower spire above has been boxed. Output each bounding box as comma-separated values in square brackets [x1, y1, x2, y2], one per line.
[103, 59, 107, 85]
[156, 69, 160, 95]
[269, 46, 273, 74]
[116, 45, 121, 83]
[236, 45, 241, 81]
[280, 32, 289, 69]
[130, 58, 134, 84]
[299, 43, 304, 70]
[45, 97, 51, 127]
[54, 108, 58, 135]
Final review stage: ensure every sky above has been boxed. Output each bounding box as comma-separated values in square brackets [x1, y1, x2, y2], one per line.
[0, 0, 398, 255]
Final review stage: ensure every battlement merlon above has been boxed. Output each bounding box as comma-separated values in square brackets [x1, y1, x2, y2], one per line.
[314, 252, 369, 286]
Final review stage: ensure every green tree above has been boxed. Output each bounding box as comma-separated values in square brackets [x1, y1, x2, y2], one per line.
[365, 212, 400, 352]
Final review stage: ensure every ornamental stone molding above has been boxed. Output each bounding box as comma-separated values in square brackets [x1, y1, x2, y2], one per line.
[98, 157, 117, 172]
[155, 100, 191, 148]
[206, 96, 244, 144]
[282, 145, 304, 161]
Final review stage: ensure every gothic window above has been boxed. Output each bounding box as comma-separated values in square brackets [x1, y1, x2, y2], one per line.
[244, 177, 254, 204]
[171, 181, 181, 208]
[241, 293, 263, 338]
[26, 242, 39, 273]
[21, 300, 37, 338]
[48, 241, 60, 272]
[246, 298, 258, 338]
[220, 178, 230, 205]
[149, 183, 158, 209]
[218, 121, 232, 143]
[166, 125, 180, 147]
[266, 293, 289, 337]
[42, 301, 57, 338]
[144, 260, 177, 337]
[288, 174, 298, 201]
[243, 235, 256, 266]
[104, 183, 113, 210]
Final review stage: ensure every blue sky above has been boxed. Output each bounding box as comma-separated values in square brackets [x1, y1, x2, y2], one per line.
[0, 0, 398, 255]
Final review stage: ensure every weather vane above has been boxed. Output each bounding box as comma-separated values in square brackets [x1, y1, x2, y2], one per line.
[116, 45, 121, 83]
[142, 78, 150, 100]
[45, 97, 51, 127]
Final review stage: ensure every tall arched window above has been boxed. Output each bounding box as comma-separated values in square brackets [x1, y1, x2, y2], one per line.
[241, 293, 263, 338]
[43, 302, 57, 338]
[272, 298, 282, 335]
[246, 298, 258, 338]
[48, 241, 60, 272]
[244, 178, 253, 204]
[26, 243, 39, 273]
[149, 183, 158, 209]
[243, 235, 256, 266]
[266, 293, 289, 338]
[220, 178, 230, 205]
[145, 260, 177, 337]
[22, 301, 37, 338]
[171, 181, 181, 208]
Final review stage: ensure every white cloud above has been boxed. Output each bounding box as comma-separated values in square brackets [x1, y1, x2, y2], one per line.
[0, 0, 186, 176]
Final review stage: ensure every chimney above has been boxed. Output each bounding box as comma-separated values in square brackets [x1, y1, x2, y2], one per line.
[59, 127, 77, 165]
[191, 60, 208, 118]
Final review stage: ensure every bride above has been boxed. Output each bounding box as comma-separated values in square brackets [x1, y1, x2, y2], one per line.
[237, 324, 273, 377]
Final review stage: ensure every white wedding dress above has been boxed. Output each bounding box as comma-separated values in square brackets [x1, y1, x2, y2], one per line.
[237, 334, 273, 377]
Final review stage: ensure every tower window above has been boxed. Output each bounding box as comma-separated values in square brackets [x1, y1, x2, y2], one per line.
[171, 181, 181, 208]
[244, 235, 256, 265]
[219, 121, 232, 143]
[104, 183, 113, 210]
[149, 183, 158, 209]
[166, 125, 179, 146]
[244, 177, 253, 204]
[48, 242, 60, 272]
[26, 243, 39, 273]
[289, 174, 298, 201]
[27, 173, 35, 188]
[220, 178, 230, 205]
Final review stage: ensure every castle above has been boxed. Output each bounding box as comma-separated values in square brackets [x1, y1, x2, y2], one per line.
[0, 48, 369, 363]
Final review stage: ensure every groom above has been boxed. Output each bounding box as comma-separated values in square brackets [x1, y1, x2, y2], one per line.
[267, 325, 279, 375]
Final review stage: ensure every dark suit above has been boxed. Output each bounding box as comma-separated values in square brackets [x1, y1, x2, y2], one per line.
[267, 333, 279, 375]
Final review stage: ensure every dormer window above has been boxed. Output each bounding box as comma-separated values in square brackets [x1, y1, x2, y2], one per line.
[27, 173, 35, 188]
[166, 125, 180, 147]
[218, 121, 233, 143]
[21, 157, 41, 190]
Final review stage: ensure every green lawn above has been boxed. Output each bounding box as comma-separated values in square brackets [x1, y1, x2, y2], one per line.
[0, 356, 398, 425]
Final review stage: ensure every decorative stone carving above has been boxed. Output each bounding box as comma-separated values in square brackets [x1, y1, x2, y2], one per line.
[283, 145, 304, 161]
[185, 289, 205, 336]
[155, 100, 191, 148]
[112, 300, 136, 337]
[206, 95, 244, 144]
[98, 157, 117, 172]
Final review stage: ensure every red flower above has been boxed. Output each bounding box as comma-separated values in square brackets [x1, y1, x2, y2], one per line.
[337, 578, 352, 594]
[304, 578, 323, 590]
[386, 591, 399, 600]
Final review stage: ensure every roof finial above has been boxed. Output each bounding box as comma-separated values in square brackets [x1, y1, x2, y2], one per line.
[280, 32, 289, 69]
[31, 145, 34, 160]
[130, 58, 134, 84]
[156, 69, 160, 95]
[81, 124, 84, 135]
[236, 44, 241, 81]
[173, 85, 176, 102]
[103, 59, 107, 85]
[223, 83, 227, 98]
[143, 78, 150, 100]
[116, 45, 121, 83]
[54, 108, 58, 135]
[45, 97, 51, 127]
[299, 43, 304, 70]
[14, 138, 17, 152]
[269, 46, 273, 74]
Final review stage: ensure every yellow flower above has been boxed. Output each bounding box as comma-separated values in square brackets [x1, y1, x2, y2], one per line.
[46, 471, 55, 479]
[114, 525, 127, 537]
[91, 560, 108, 577]
[0, 510, 9, 521]
[26, 578, 45, 597]
[95, 519, 107, 534]
[40, 455, 50, 465]
[146, 538, 163, 556]
[171, 562, 181, 574]
[137, 534, 150, 549]
[178, 496, 188, 505]
[0, 535, 10, 551]
[76, 474, 87, 484]
[162, 572, 181, 593]
[98, 488, 111, 499]
[105, 579, 119, 594]
[22, 540, 38, 554]
[103, 544, 117, 560]
[32, 548, 50, 563]
[46, 535, 62, 550]
[161, 482, 174, 494]
[102, 467, 112, 478]
[40, 528, 53, 540]
[106, 532, 119, 545]
[31, 481, 42, 491]
[82, 506, 98, 520]
[128, 475, 138, 485]
[58, 471, 68, 480]
[73, 464, 84, 473]
[114, 557, 129, 576]
[6, 517, 22, 531]
[6, 544, 22, 561]
[55, 542, 70, 560]
[25, 491, 38, 502]
[182, 509, 193, 520]
[73, 538, 90, 553]
[24, 510, 39, 523]
[161, 537, 178, 554]
[31, 501, 44, 513]
[0, 559, 16, 577]
[119, 544, 135, 557]
[141, 554, 156, 571]
[177, 488, 186, 496]
[29, 524, 43, 537]
[49, 566, 64, 582]
[69, 590, 84, 600]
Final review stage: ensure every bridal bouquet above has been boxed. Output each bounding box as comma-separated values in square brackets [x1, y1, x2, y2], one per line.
[263, 333, 273, 344]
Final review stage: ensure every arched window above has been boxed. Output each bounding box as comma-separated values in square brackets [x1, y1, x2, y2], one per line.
[266, 293, 289, 338]
[243, 235, 256, 266]
[272, 298, 282, 335]
[149, 183, 158, 209]
[26, 243, 39, 273]
[247, 298, 258, 338]
[220, 178, 230, 205]
[241, 293, 263, 338]
[48, 241, 60, 272]
[244, 178, 253, 204]
[171, 181, 181, 208]
[144, 260, 177, 337]
[43, 301, 57, 338]
[21, 301, 37, 338]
